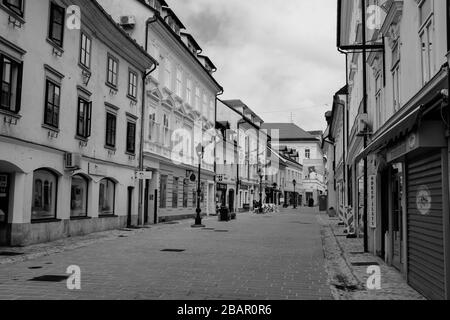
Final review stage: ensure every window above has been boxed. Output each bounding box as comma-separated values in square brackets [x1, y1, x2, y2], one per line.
[375, 73, 383, 128]
[107, 55, 119, 88]
[195, 86, 200, 111]
[2, 0, 24, 17]
[172, 177, 179, 208]
[48, 2, 65, 47]
[160, 175, 167, 208]
[32, 169, 57, 221]
[76, 98, 92, 139]
[126, 121, 136, 154]
[176, 68, 182, 97]
[192, 188, 197, 207]
[0, 54, 22, 113]
[392, 64, 401, 111]
[186, 78, 192, 105]
[419, 2, 435, 85]
[44, 80, 60, 128]
[128, 70, 138, 99]
[105, 112, 117, 148]
[148, 112, 157, 141]
[209, 99, 215, 121]
[79, 32, 92, 69]
[305, 149, 311, 159]
[163, 114, 170, 147]
[202, 94, 208, 115]
[99, 178, 115, 215]
[183, 179, 188, 208]
[71, 175, 88, 218]
[164, 58, 172, 90]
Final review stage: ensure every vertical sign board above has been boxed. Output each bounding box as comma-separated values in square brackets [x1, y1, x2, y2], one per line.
[368, 175, 377, 228]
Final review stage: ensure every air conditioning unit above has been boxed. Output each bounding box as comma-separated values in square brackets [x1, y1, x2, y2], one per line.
[356, 113, 371, 136]
[65, 153, 82, 170]
[119, 16, 136, 29]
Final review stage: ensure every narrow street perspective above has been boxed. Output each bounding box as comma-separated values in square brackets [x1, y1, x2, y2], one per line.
[0, 0, 450, 305]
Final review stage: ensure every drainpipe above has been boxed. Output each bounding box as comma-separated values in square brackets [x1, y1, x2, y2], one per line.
[137, 63, 157, 226]
[361, 0, 369, 253]
[136, 15, 159, 227]
[214, 89, 224, 213]
[337, 47, 349, 220]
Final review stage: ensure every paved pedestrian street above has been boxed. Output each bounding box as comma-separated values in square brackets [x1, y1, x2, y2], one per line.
[0, 208, 333, 300]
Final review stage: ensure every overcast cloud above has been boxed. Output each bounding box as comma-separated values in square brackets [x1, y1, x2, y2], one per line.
[168, 0, 344, 132]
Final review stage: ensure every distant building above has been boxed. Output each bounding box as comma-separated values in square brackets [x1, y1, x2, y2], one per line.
[262, 123, 326, 206]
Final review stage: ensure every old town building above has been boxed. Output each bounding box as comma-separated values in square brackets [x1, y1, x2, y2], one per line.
[262, 123, 326, 206]
[98, 0, 223, 222]
[335, 0, 450, 299]
[0, 0, 156, 246]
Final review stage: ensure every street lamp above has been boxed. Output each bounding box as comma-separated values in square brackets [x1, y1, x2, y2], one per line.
[192, 143, 205, 228]
[293, 179, 297, 209]
[258, 167, 264, 213]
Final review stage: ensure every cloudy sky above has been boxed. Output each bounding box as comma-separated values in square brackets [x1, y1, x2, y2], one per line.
[168, 0, 345, 132]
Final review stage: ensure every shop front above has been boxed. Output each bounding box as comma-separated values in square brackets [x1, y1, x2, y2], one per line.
[360, 84, 450, 300]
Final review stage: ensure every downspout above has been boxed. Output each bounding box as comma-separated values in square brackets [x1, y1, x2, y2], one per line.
[136, 16, 159, 226]
[337, 48, 349, 213]
[137, 63, 157, 226]
[362, 0, 369, 253]
[214, 89, 224, 213]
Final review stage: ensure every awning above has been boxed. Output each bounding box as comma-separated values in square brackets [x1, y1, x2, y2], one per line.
[355, 105, 422, 163]
[356, 88, 448, 163]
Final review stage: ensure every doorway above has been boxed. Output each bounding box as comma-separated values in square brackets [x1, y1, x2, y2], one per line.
[127, 187, 133, 227]
[228, 190, 234, 213]
[391, 163, 404, 271]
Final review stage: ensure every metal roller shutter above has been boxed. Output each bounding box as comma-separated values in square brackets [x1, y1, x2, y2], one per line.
[407, 152, 445, 300]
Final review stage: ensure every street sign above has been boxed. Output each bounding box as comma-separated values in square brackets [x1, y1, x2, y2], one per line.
[136, 171, 153, 180]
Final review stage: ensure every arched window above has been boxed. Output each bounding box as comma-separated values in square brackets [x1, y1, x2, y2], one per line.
[32, 169, 57, 220]
[99, 178, 115, 216]
[71, 175, 88, 218]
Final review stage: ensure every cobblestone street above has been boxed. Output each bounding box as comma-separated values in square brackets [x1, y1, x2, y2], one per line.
[0, 208, 333, 300]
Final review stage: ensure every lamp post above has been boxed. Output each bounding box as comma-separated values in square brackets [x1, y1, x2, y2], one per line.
[192, 143, 205, 228]
[293, 179, 297, 209]
[258, 167, 263, 213]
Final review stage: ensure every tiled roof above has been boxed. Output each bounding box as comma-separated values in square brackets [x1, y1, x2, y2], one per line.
[261, 123, 318, 141]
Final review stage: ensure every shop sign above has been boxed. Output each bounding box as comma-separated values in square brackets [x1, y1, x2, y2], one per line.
[416, 185, 432, 216]
[217, 183, 227, 191]
[368, 175, 377, 228]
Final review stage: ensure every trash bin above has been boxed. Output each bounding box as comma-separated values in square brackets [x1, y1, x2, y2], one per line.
[219, 206, 230, 221]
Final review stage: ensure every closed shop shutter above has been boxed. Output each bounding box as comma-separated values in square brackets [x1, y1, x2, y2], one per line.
[407, 152, 445, 300]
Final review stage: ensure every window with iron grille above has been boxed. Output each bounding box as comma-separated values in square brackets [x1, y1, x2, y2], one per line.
[126, 121, 136, 154]
[48, 2, 65, 47]
[80, 32, 92, 69]
[44, 80, 60, 128]
[0, 54, 22, 113]
[2, 0, 24, 17]
[105, 112, 117, 148]
[128, 70, 137, 99]
[76, 98, 92, 139]
[107, 54, 119, 88]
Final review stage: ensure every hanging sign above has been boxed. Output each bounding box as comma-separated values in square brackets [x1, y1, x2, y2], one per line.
[368, 175, 377, 229]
